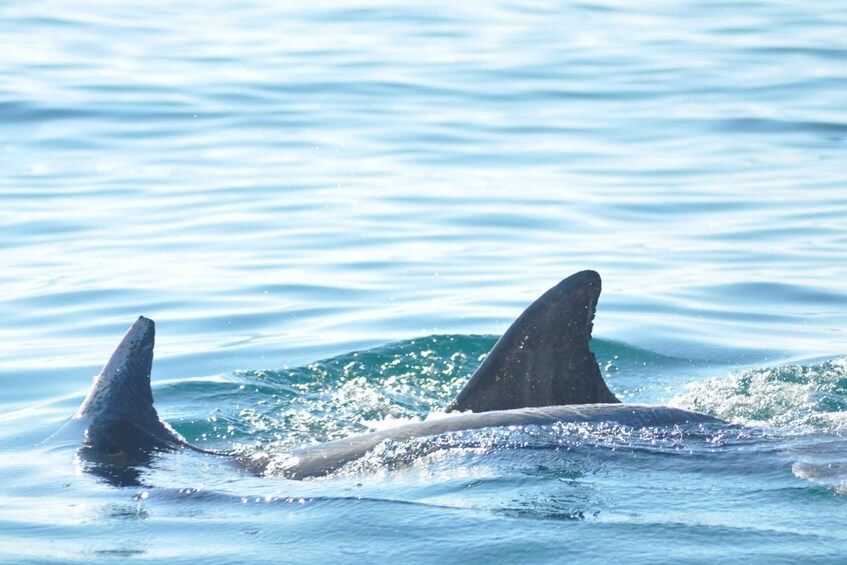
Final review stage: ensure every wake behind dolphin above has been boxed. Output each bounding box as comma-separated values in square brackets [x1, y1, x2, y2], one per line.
[68, 270, 723, 482]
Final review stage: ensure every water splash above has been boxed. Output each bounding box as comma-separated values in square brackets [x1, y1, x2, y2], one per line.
[671, 358, 847, 431]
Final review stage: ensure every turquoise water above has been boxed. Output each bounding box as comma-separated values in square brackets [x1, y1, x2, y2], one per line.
[2, 0, 846, 562]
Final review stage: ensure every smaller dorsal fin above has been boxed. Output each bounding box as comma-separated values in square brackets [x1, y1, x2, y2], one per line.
[446, 270, 618, 413]
[76, 316, 159, 423]
[74, 317, 186, 458]
[69, 317, 226, 485]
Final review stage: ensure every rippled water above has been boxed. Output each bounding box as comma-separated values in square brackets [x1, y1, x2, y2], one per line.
[1, 0, 846, 563]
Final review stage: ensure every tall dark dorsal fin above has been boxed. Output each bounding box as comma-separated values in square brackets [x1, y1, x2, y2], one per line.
[446, 270, 619, 412]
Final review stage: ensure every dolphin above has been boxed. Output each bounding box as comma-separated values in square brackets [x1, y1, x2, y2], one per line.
[67, 270, 724, 482]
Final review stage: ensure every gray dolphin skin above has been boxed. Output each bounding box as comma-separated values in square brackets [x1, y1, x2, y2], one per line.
[276, 403, 721, 478]
[69, 270, 723, 482]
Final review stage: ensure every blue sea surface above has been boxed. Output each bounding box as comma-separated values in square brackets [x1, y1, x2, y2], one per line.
[1, 0, 846, 563]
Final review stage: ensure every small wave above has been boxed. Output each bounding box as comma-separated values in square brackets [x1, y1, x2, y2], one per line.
[173, 335, 732, 455]
[671, 358, 847, 431]
[170, 335, 491, 451]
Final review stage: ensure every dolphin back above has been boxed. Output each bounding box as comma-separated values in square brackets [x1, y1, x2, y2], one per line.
[278, 404, 723, 479]
[447, 270, 618, 412]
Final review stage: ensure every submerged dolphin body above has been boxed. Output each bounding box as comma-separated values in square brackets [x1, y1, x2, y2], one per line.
[69, 270, 723, 482]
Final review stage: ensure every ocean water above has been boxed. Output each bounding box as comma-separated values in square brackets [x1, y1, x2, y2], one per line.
[1, 0, 846, 562]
